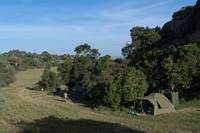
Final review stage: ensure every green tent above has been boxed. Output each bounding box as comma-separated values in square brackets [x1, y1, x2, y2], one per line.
[137, 93, 176, 115]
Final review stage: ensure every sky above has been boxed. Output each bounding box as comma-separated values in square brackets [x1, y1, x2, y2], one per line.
[0, 0, 197, 56]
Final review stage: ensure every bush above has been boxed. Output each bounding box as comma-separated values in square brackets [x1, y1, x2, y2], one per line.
[122, 67, 149, 102]
[104, 81, 121, 110]
[0, 61, 15, 87]
[38, 68, 58, 91]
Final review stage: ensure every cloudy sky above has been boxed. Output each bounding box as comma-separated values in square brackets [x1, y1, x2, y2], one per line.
[0, 0, 197, 56]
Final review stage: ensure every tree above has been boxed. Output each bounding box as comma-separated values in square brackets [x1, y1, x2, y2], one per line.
[121, 41, 134, 58]
[122, 67, 148, 102]
[57, 56, 73, 86]
[95, 55, 111, 74]
[75, 43, 102, 58]
[0, 61, 15, 87]
[89, 49, 101, 58]
[74, 43, 91, 56]
[130, 27, 161, 49]
[122, 26, 161, 58]
[41, 51, 52, 65]
[104, 75, 122, 110]
[38, 68, 58, 91]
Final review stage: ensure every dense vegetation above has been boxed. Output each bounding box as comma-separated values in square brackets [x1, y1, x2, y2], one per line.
[123, 27, 200, 100]
[0, 50, 64, 87]
[1, 69, 199, 133]
[1, 0, 200, 111]
[38, 1, 200, 110]
[38, 44, 148, 109]
[0, 1, 199, 133]
[50, 40, 199, 110]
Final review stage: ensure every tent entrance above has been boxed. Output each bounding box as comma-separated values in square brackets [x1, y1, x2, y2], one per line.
[142, 100, 154, 115]
[132, 100, 154, 115]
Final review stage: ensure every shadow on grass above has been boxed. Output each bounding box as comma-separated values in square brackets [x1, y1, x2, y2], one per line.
[26, 87, 36, 91]
[69, 96, 98, 108]
[17, 116, 144, 133]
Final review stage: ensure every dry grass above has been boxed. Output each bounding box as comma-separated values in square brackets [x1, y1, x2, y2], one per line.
[0, 69, 199, 133]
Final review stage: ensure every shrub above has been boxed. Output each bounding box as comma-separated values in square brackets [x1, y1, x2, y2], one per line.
[38, 68, 58, 91]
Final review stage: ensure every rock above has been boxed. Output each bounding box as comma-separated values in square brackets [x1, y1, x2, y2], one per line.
[161, 0, 200, 43]
[189, 0, 200, 41]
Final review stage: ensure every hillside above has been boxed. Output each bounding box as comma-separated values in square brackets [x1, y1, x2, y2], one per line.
[0, 69, 199, 133]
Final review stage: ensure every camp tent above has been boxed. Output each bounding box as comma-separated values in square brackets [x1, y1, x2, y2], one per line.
[137, 93, 176, 115]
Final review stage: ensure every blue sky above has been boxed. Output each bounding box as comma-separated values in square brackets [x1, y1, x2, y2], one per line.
[0, 0, 197, 56]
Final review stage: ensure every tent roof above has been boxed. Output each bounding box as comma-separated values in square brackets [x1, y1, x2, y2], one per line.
[137, 93, 176, 115]
[137, 93, 175, 109]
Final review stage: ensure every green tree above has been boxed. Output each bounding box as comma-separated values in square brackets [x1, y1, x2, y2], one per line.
[57, 56, 73, 86]
[122, 67, 148, 102]
[122, 26, 161, 58]
[38, 68, 58, 91]
[41, 51, 52, 65]
[104, 75, 122, 110]
[0, 61, 15, 87]
[89, 49, 101, 58]
[75, 43, 91, 56]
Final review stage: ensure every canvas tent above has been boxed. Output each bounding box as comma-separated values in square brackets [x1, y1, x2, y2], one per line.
[137, 93, 176, 115]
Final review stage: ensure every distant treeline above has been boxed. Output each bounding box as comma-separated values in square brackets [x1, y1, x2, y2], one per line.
[0, 50, 66, 87]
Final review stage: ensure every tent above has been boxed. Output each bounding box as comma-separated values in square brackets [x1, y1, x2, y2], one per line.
[137, 93, 176, 115]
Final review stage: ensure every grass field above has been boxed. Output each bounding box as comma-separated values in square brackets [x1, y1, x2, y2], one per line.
[0, 69, 199, 133]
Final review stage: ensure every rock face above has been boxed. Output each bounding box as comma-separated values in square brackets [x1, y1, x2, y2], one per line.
[161, 0, 200, 42]
[189, 0, 200, 41]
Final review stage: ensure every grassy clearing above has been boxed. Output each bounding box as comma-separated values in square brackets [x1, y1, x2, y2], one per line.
[0, 69, 199, 133]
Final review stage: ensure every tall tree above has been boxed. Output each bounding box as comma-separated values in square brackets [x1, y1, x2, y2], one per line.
[74, 43, 91, 56]
[38, 68, 58, 91]
[122, 67, 148, 102]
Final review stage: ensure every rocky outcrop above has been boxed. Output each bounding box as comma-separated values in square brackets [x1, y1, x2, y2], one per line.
[189, 0, 200, 41]
[161, 0, 200, 43]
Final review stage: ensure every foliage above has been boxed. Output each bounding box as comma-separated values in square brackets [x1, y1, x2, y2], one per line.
[38, 68, 58, 91]
[103, 75, 122, 110]
[41, 51, 53, 66]
[58, 43, 149, 109]
[0, 61, 15, 87]
[74, 43, 101, 58]
[74, 43, 91, 56]
[122, 27, 161, 58]
[57, 56, 73, 86]
[122, 21, 200, 100]
[122, 67, 148, 102]
[1, 50, 64, 70]
[0, 68, 200, 133]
